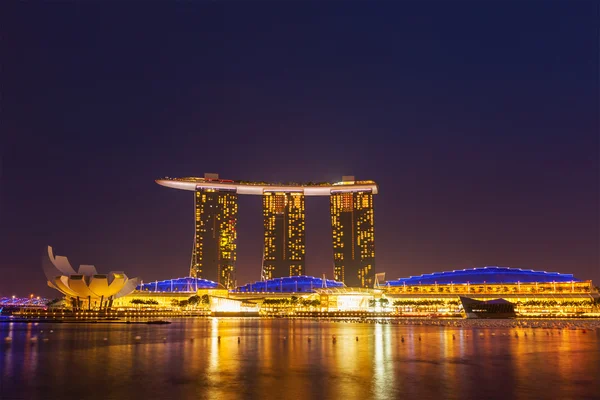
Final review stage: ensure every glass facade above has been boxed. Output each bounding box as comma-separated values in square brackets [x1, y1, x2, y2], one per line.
[330, 190, 375, 288]
[191, 188, 238, 289]
[262, 192, 306, 279]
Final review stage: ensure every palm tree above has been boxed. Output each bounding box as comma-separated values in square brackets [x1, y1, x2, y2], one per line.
[46, 298, 61, 307]
[130, 299, 144, 306]
[187, 295, 200, 307]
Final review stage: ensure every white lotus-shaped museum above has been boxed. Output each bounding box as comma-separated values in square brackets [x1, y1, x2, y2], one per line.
[43, 246, 139, 301]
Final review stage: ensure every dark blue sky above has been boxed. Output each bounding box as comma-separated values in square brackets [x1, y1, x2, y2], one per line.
[1, 2, 598, 296]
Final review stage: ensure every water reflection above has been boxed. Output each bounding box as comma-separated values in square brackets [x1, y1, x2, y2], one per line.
[372, 323, 394, 399]
[1, 320, 599, 400]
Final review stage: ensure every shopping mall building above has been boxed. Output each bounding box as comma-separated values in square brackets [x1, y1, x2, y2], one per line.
[113, 267, 598, 317]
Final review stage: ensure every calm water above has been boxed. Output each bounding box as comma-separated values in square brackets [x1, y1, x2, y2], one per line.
[1, 319, 599, 400]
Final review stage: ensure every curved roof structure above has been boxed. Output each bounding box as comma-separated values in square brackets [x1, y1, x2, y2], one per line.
[386, 266, 581, 286]
[43, 246, 139, 299]
[235, 275, 345, 292]
[156, 177, 378, 196]
[137, 277, 218, 292]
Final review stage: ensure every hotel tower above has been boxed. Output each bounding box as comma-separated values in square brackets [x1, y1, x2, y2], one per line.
[330, 183, 376, 287]
[190, 174, 238, 289]
[262, 191, 306, 280]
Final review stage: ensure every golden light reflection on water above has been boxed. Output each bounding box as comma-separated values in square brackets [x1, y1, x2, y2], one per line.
[0, 320, 599, 400]
[371, 323, 393, 399]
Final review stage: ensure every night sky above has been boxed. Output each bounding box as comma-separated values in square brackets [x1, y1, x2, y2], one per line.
[1, 2, 598, 297]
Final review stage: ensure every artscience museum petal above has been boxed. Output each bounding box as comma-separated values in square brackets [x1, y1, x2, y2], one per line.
[43, 246, 139, 302]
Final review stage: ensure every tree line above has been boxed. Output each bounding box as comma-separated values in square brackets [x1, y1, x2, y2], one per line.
[130, 299, 159, 305]
[171, 294, 210, 308]
[262, 297, 321, 308]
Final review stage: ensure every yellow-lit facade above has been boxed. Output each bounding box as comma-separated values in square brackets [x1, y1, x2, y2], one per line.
[262, 192, 305, 279]
[330, 190, 375, 287]
[386, 281, 599, 316]
[385, 280, 595, 296]
[111, 281, 598, 317]
[191, 188, 238, 288]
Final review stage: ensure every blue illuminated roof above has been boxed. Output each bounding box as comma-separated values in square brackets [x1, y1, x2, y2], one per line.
[386, 266, 581, 286]
[137, 277, 218, 292]
[235, 275, 344, 293]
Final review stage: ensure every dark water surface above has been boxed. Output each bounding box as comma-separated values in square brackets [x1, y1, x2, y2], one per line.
[1, 319, 599, 400]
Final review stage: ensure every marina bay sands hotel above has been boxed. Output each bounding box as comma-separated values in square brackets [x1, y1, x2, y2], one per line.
[156, 174, 377, 289]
